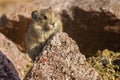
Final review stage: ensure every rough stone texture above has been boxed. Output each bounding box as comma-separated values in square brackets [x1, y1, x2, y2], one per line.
[25, 32, 99, 80]
[0, 0, 120, 56]
[1, 0, 120, 18]
[0, 51, 20, 80]
[0, 1, 120, 79]
[0, 33, 32, 80]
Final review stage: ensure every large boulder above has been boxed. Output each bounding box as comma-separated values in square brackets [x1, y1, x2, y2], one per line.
[0, 33, 32, 80]
[0, 51, 20, 80]
[25, 32, 99, 80]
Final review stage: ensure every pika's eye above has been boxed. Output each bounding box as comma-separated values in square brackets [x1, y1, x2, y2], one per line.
[31, 10, 38, 20]
[43, 15, 47, 20]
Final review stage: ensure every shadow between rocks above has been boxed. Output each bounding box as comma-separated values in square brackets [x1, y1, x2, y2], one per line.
[61, 6, 120, 57]
[0, 14, 31, 52]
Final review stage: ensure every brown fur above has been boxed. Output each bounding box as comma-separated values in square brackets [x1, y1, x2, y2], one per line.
[25, 8, 63, 60]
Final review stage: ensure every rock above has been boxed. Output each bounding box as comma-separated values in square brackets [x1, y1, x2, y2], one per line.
[0, 51, 20, 80]
[0, 1, 120, 79]
[25, 32, 99, 80]
[112, 58, 120, 66]
[0, 33, 32, 80]
[0, 0, 120, 56]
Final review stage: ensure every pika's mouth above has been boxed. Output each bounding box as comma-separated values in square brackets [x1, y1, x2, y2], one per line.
[43, 26, 50, 31]
[43, 23, 55, 31]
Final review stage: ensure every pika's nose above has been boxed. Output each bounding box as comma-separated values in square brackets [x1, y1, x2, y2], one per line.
[31, 10, 38, 20]
[44, 26, 50, 31]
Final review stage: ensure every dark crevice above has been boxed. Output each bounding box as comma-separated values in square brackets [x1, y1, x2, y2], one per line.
[61, 6, 120, 57]
[0, 14, 31, 51]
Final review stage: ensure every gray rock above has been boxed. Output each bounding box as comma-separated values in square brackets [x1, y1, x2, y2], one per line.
[25, 32, 99, 80]
[112, 58, 120, 66]
[0, 33, 32, 80]
[0, 51, 20, 80]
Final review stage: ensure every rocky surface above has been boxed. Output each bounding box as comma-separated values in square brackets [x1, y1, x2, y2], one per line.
[25, 32, 99, 80]
[0, 51, 20, 80]
[0, 0, 120, 80]
[0, 33, 32, 80]
[0, 0, 120, 56]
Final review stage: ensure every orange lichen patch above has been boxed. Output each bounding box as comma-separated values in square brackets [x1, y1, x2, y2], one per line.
[40, 57, 48, 63]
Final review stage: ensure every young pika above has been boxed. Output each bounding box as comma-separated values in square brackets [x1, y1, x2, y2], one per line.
[25, 8, 63, 60]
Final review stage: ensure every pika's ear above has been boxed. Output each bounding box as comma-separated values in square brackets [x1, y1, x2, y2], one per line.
[31, 10, 38, 20]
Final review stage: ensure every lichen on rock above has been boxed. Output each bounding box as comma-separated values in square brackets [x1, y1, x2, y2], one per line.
[0, 32, 32, 80]
[25, 32, 99, 80]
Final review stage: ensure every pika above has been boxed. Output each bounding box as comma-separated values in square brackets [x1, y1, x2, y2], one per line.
[25, 8, 63, 60]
